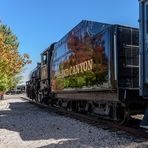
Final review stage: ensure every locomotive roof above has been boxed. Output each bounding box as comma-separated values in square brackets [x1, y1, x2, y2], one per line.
[55, 20, 111, 48]
[54, 20, 138, 50]
[139, 0, 147, 2]
[41, 42, 56, 55]
[40, 20, 138, 55]
[41, 45, 51, 55]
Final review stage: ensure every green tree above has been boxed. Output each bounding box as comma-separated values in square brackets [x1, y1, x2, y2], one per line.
[0, 22, 31, 92]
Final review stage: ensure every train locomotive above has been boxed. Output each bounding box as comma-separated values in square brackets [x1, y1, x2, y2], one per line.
[26, 20, 148, 124]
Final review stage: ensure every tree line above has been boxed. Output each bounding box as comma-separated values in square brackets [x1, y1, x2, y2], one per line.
[0, 21, 31, 92]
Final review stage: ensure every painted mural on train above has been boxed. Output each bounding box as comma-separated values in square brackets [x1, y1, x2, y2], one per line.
[51, 22, 110, 91]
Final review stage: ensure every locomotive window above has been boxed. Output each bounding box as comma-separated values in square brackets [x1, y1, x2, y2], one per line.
[42, 54, 47, 65]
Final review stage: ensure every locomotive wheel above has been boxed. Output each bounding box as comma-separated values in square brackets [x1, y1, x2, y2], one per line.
[116, 107, 130, 125]
[58, 100, 62, 107]
[66, 101, 72, 111]
[72, 101, 79, 112]
[109, 104, 130, 125]
[88, 104, 93, 114]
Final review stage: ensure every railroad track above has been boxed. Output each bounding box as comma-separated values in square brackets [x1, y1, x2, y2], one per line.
[21, 97, 148, 140]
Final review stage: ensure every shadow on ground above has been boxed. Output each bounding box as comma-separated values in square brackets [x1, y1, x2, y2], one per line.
[0, 99, 147, 147]
[0, 101, 91, 147]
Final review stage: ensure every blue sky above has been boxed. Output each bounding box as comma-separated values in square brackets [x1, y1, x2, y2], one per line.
[0, 0, 139, 83]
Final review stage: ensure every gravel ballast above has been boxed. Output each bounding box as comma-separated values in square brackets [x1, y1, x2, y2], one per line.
[0, 95, 148, 148]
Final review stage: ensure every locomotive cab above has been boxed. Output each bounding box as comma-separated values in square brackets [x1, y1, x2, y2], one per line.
[40, 43, 55, 103]
[41, 50, 49, 92]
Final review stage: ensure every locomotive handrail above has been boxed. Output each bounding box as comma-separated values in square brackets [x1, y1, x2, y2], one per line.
[123, 44, 139, 48]
[123, 65, 139, 68]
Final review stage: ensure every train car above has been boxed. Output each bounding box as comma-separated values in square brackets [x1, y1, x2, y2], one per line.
[26, 20, 148, 124]
[49, 20, 148, 123]
[139, 0, 148, 97]
[138, 0, 148, 128]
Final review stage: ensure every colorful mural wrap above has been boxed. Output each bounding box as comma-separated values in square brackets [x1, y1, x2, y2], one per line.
[51, 21, 110, 91]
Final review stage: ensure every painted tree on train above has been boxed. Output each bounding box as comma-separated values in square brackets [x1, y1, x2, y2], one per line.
[0, 22, 31, 91]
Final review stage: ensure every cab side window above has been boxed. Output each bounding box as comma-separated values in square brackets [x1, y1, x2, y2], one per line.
[42, 54, 48, 65]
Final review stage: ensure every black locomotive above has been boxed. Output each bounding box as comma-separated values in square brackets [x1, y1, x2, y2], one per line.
[26, 20, 148, 124]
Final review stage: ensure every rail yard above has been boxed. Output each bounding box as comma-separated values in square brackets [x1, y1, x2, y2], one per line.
[1, 1, 148, 148]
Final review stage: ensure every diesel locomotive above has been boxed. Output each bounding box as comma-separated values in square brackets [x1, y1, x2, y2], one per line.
[26, 0, 148, 124]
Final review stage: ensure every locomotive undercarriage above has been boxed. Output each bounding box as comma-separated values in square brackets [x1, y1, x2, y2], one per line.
[36, 90, 146, 125]
[52, 98, 129, 124]
[26, 83, 148, 125]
